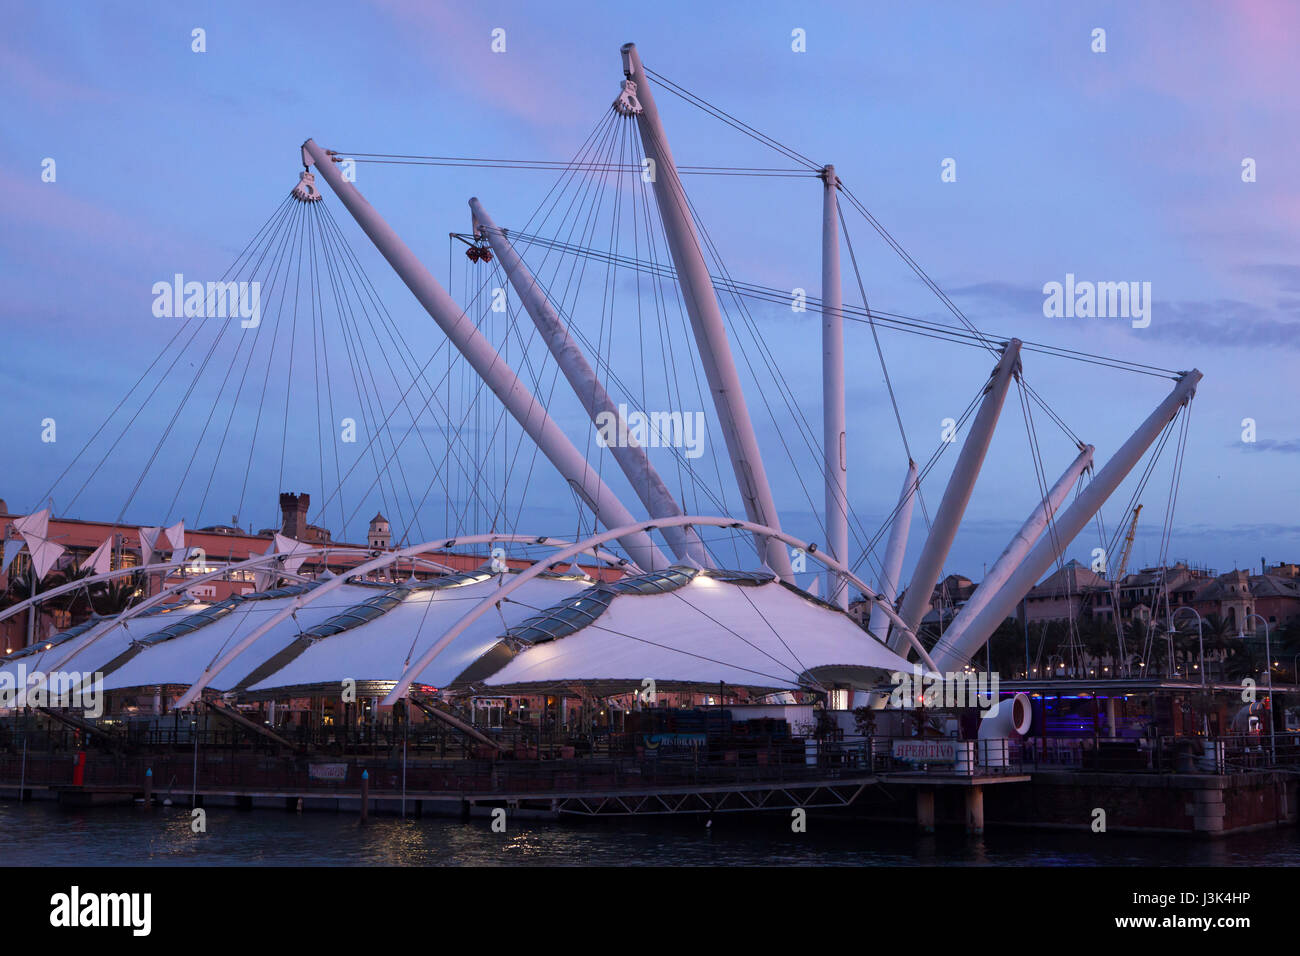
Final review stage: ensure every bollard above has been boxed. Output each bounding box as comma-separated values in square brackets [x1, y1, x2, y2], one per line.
[915, 788, 935, 833]
[965, 786, 985, 836]
[144, 767, 153, 809]
[360, 769, 369, 825]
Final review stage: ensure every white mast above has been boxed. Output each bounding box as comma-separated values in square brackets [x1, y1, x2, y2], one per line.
[619, 42, 793, 580]
[469, 197, 709, 566]
[892, 340, 1022, 648]
[302, 139, 670, 572]
[821, 165, 848, 608]
[931, 442, 1094, 663]
[869, 460, 918, 640]
[931, 370, 1202, 670]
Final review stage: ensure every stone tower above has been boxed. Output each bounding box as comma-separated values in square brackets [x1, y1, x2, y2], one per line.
[368, 513, 391, 550]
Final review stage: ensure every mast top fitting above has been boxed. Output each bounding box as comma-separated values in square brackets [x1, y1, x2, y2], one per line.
[614, 78, 643, 116]
[291, 169, 322, 203]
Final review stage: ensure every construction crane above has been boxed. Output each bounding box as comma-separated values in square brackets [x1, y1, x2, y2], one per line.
[1114, 504, 1142, 584]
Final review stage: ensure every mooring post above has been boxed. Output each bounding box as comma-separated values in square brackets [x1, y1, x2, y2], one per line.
[144, 767, 153, 809]
[360, 769, 369, 825]
[401, 703, 408, 819]
[965, 785, 985, 835]
[916, 788, 935, 833]
[18, 731, 27, 803]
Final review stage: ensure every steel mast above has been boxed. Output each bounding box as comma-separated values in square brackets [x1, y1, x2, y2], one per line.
[619, 42, 793, 580]
[302, 139, 670, 572]
[892, 340, 1023, 649]
[821, 165, 848, 608]
[931, 370, 1202, 670]
[469, 197, 709, 566]
[930, 442, 1094, 664]
[869, 460, 918, 640]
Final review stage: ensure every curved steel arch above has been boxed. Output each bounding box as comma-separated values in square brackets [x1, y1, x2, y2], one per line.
[378, 515, 933, 707]
[0, 559, 201, 629]
[171, 532, 641, 708]
[38, 545, 364, 674]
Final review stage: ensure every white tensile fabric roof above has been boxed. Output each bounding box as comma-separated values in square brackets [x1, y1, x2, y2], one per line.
[485, 575, 910, 690]
[106, 583, 386, 691]
[0, 583, 387, 692]
[245, 575, 588, 691]
[1, 569, 909, 697]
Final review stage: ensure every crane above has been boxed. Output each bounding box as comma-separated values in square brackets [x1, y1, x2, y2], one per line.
[1114, 504, 1142, 584]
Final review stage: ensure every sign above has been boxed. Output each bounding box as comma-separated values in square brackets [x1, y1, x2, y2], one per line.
[308, 762, 349, 781]
[643, 733, 706, 753]
[891, 739, 957, 764]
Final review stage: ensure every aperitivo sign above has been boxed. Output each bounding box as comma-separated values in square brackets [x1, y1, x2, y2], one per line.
[891, 740, 957, 764]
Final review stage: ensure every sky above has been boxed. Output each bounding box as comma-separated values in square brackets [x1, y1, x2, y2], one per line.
[2, 0, 1297, 591]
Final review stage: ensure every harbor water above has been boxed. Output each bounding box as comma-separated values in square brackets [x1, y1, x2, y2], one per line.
[4, 801, 1298, 866]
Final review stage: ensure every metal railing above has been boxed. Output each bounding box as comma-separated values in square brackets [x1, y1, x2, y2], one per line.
[0, 738, 875, 799]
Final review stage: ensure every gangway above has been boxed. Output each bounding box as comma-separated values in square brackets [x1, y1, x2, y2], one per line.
[408, 691, 505, 752]
[36, 707, 124, 753]
[203, 699, 302, 752]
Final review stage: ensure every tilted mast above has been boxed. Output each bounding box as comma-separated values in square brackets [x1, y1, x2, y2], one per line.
[302, 139, 670, 572]
[930, 371, 1201, 671]
[892, 340, 1022, 649]
[618, 42, 793, 580]
[469, 197, 710, 566]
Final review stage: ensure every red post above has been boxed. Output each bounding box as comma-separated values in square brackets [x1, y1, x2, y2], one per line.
[71, 751, 86, 787]
[360, 769, 369, 825]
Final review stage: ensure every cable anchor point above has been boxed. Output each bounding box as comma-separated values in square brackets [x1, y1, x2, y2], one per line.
[291, 169, 323, 203]
[614, 78, 643, 116]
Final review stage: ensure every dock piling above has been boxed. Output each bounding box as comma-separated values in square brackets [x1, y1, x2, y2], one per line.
[965, 786, 985, 835]
[916, 789, 935, 833]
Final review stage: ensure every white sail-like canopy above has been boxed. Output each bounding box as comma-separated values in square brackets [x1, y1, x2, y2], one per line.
[485, 571, 909, 691]
[0, 566, 907, 700]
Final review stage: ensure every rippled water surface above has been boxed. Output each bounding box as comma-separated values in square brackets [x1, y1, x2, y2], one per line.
[3, 801, 1298, 866]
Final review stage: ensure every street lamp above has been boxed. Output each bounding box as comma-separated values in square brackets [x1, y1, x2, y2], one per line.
[1170, 606, 1208, 738]
[1168, 606, 1206, 689]
[1240, 613, 1275, 763]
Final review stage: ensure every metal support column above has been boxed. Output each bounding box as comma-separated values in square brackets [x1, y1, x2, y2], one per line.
[893, 340, 1023, 649]
[936, 370, 1202, 658]
[931, 443, 1094, 670]
[869, 460, 918, 641]
[469, 197, 708, 566]
[619, 43, 792, 579]
[303, 139, 668, 572]
[821, 165, 848, 608]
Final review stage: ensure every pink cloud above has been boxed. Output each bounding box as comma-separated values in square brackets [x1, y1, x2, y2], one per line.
[0, 36, 114, 106]
[365, 0, 594, 137]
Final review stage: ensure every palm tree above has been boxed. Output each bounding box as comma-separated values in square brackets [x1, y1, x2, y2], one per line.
[1213, 613, 1259, 683]
[1273, 622, 1300, 683]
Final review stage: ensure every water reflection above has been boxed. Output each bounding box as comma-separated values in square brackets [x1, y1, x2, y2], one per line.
[1, 802, 1296, 867]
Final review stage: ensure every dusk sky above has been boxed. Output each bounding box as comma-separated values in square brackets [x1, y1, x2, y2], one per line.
[3, 1, 1297, 591]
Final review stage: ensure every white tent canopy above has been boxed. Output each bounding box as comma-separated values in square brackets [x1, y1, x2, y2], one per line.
[1, 567, 908, 701]
[486, 573, 909, 691]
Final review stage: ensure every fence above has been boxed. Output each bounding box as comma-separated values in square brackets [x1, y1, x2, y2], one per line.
[4, 718, 1298, 797]
[0, 738, 875, 799]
